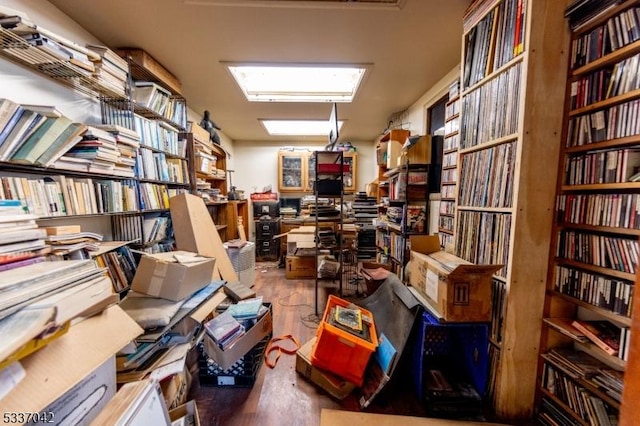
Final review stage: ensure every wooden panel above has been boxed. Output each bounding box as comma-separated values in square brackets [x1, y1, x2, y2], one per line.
[492, 0, 570, 418]
[117, 48, 183, 95]
[620, 267, 640, 425]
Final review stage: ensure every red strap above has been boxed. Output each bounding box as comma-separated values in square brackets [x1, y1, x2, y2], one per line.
[264, 334, 301, 369]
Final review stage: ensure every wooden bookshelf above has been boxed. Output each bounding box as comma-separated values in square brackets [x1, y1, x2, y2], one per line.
[456, 0, 569, 419]
[538, 0, 640, 424]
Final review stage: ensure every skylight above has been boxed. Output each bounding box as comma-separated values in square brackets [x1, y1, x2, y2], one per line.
[260, 119, 344, 136]
[226, 64, 367, 102]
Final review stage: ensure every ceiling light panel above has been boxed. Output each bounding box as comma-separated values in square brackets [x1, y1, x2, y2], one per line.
[226, 64, 367, 103]
[261, 119, 344, 136]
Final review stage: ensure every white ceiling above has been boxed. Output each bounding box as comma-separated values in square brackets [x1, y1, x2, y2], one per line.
[48, 0, 470, 143]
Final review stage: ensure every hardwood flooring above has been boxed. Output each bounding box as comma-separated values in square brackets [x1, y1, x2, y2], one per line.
[189, 261, 429, 426]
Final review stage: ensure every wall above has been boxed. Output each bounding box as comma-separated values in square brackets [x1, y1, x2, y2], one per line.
[232, 139, 374, 197]
[0, 1, 104, 122]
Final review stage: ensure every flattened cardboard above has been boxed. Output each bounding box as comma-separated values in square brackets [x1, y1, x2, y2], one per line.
[131, 251, 215, 302]
[409, 236, 501, 322]
[356, 275, 420, 408]
[203, 304, 273, 371]
[0, 305, 142, 414]
[296, 337, 356, 400]
[170, 193, 239, 282]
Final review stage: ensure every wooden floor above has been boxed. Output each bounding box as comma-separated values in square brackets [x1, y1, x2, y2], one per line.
[189, 261, 430, 426]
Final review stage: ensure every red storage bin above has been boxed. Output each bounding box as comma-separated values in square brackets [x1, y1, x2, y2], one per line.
[310, 295, 378, 387]
[317, 164, 351, 174]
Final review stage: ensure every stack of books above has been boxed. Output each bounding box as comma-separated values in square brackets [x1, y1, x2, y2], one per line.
[43, 225, 103, 259]
[0, 200, 48, 271]
[204, 311, 246, 350]
[0, 259, 115, 372]
[86, 44, 129, 98]
[95, 124, 141, 178]
[0, 99, 86, 167]
[58, 126, 123, 176]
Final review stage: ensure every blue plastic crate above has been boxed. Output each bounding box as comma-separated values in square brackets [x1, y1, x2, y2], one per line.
[411, 310, 489, 402]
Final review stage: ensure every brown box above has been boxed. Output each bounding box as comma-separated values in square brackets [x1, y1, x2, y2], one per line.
[296, 337, 356, 400]
[403, 135, 432, 165]
[116, 48, 183, 95]
[160, 367, 190, 411]
[203, 304, 273, 371]
[409, 236, 501, 322]
[169, 400, 201, 426]
[285, 255, 316, 279]
[131, 251, 216, 301]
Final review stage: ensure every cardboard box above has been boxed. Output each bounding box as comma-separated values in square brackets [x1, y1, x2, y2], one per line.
[409, 236, 502, 322]
[131, 251, 216, 301]
[285, 255, 316, 279]
[90, 378, 171, 425]
[169, 400, 201, 426]
[45, 356, 116, 424]
[170, 193, 239, 282]
[296, 337, 356, 400]
[117, 48, 183, 95]
[0, 306, 142, 415]
[203, 304, 273, 371]
[160, 367, 190, 411]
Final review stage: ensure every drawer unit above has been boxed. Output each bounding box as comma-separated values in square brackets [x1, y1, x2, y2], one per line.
[256, 239, 279, 262]
[255, 219, 280, 240]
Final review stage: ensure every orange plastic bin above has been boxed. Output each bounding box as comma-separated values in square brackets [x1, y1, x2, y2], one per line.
[310, 295, 378, 387]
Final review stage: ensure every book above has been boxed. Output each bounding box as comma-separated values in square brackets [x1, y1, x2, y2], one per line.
[43, 225, 82, 236]
[543, 317, 589, 343]
[0, 306, 56, 364]
[35, 122, 87, 167]
[334, 305, 363, 332]
[204, 310, 243, 345]
[0, 108, 43, 161]
[571, 319, 621, 356]
[0, 228, 46, 245]
[0, 99, 21, 140]
[9, 115, 73, 165]
[223, 280, 256, 302]
[226, 297, 263, 320]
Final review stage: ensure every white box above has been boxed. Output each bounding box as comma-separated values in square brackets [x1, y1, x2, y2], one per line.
[45, 356, 116, 425]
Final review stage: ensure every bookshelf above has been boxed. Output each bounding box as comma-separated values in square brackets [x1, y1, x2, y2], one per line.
[186, 124, 235, 241]
[117, 48, 187, 132]
[439, 80, 460, 251]
[454, 0, 568, 419]
[375, 162, 429, 279]
[110, 50, 191, 253]
[537, 1, 640, 424]
[314, 151, 345, 315]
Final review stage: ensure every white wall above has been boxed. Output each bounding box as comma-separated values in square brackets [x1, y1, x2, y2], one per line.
[0, 1, 105, 122]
